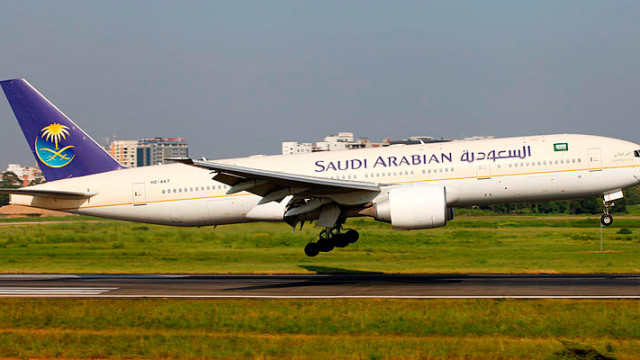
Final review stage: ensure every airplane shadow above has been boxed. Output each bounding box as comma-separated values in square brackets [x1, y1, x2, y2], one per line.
[299, 265, 384, 274]
[223, 267, 463, 292]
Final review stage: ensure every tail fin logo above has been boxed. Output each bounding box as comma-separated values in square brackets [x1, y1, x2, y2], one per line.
[35, 123, 76, 168]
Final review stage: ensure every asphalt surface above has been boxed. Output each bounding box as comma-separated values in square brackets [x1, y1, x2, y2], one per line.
[0, 274, 638, 298]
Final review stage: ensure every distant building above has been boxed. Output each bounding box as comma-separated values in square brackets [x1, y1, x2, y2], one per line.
[109, 137, 189, 167]
[282, 132, 390, 155]
[109, 140, 139, 168]
[137, 137, 189, 167]
[282, 142, 313, 155]
[3, 164, 44, 186]
[281, 131, 468, 154]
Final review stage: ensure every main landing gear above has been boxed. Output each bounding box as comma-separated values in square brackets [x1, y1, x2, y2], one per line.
[304, 227, 359, 257]
[600, 200, 614, 226]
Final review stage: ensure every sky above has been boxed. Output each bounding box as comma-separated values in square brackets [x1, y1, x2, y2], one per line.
[1, 1, 640, 168]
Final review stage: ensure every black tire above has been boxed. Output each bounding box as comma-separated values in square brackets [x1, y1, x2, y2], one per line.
[317, 238, 334, 252]
[304, 242, 320, 257]
[333, 234, 349, 248]
[601, 214, 613, 226]
[344, 229, 359, 244]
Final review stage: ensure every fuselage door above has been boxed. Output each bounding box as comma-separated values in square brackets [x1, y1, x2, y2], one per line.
[132, 183, 147, 206]
[588, 148, 602, 171]
[477, 163, 491, 179]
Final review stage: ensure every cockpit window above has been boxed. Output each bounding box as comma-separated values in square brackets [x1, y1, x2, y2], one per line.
[635, 150, 640, 158]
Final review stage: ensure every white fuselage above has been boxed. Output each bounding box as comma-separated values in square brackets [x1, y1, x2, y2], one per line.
[11, 134, 640, 226]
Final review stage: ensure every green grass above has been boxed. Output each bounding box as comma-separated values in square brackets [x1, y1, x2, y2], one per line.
[1, 215, 640, 273]
[1, 218, 638, 359]
[0, 298, 637, 359]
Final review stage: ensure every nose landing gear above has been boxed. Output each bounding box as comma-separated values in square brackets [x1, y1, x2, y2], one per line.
[304, 227, 359, 257]
[600, 200, 615, 226]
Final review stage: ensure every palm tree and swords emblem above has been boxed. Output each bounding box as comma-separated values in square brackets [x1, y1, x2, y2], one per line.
[35, 123, 76, 167]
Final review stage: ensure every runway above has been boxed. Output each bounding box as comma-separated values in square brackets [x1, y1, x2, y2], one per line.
[0, 273, 638, 298]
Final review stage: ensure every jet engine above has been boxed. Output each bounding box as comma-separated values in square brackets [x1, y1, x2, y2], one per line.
[374, 184, 452, 230]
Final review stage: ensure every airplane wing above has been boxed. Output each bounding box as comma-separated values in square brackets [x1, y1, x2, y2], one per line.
[0, 188, 97, 199]
[177, 159, 381, 205]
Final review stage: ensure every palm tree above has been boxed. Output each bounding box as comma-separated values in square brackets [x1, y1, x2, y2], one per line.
[41, 123, 70, 150]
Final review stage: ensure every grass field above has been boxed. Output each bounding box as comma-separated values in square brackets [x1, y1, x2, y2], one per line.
[0, 298, 637, 359]
[0, 215, 639, 273]
[1, 215, 639, 359]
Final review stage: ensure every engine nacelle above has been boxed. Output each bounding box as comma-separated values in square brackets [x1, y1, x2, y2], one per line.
[374, 184, 451, 230]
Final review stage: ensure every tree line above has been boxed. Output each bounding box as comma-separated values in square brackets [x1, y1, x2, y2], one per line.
[476, 185, 640, 215]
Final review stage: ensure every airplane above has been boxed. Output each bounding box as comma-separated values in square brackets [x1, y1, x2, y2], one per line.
[1, 78, 639, 257]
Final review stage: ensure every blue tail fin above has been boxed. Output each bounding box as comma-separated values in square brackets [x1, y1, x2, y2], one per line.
[1, 79, 125, 181]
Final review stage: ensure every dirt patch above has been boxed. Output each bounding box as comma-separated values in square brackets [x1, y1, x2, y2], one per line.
[0, 204, 72, 218]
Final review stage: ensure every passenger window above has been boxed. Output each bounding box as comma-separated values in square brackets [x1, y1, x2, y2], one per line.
[634, 150, 640, 157]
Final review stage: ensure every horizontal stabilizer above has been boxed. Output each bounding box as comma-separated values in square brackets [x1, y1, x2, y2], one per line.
[0, 188, 97, 199]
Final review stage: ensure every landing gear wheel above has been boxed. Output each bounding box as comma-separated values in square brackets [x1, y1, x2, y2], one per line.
[333, 234, 349, 248]
[317, 238, 335, 252]
[344, 229, 359, 244]
[600, 214, 613, 226]
[304, 243, 320, 257]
